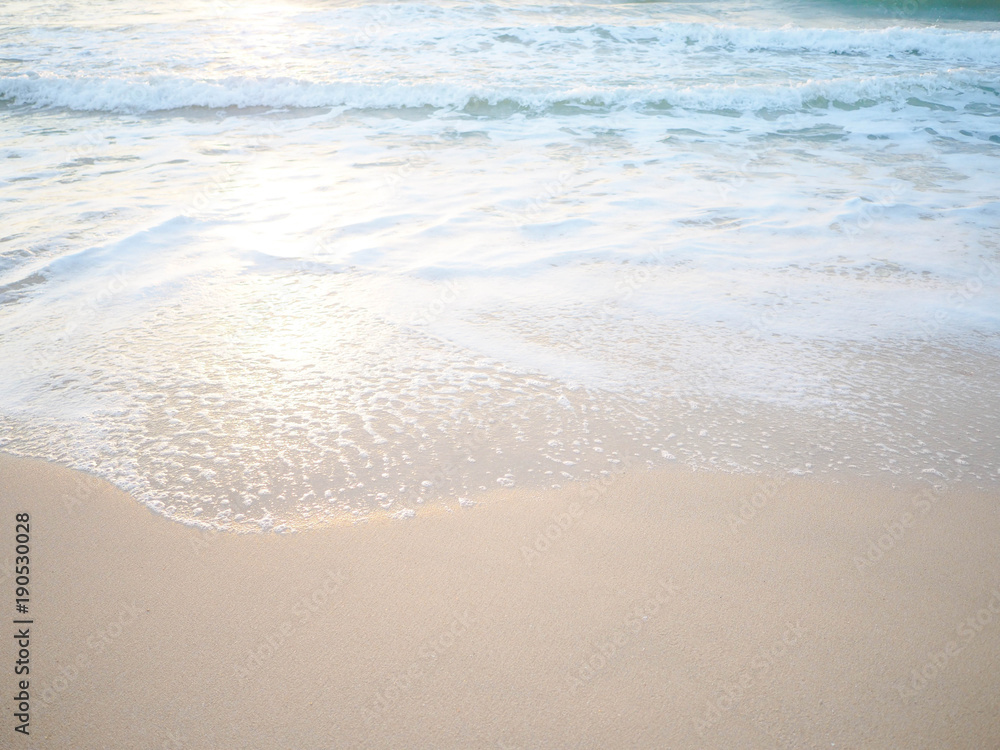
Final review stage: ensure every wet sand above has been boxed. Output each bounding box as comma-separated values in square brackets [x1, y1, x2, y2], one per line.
[1, 453, 998, 749]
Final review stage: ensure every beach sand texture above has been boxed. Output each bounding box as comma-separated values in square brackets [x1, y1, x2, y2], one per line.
[2, 454, 998, 749]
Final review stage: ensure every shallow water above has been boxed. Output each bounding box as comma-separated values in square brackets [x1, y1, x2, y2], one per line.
[1, 0, 998, 528]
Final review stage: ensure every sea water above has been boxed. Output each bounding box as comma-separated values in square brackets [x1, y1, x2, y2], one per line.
[1, 0, 998, 529]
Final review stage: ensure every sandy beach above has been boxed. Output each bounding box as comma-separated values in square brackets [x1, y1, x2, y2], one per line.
[2, 453, 998, 749]
[4, 0, 1000, 747]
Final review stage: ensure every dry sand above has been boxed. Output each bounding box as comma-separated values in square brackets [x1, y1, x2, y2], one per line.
[1, 453, 998, 749]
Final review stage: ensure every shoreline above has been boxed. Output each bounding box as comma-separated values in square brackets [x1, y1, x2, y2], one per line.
[1, 453, 999, 748]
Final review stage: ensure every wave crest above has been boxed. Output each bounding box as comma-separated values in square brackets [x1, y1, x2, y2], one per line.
[1, 69, 994, 115]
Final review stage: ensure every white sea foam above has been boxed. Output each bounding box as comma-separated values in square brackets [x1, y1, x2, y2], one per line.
[0, 68, 995, 114]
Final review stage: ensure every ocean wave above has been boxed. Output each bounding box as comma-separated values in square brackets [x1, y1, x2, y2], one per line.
[0, 69, 994, 115]
[290, 2, 1000, 62]
[345, 19, 1000, 64]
